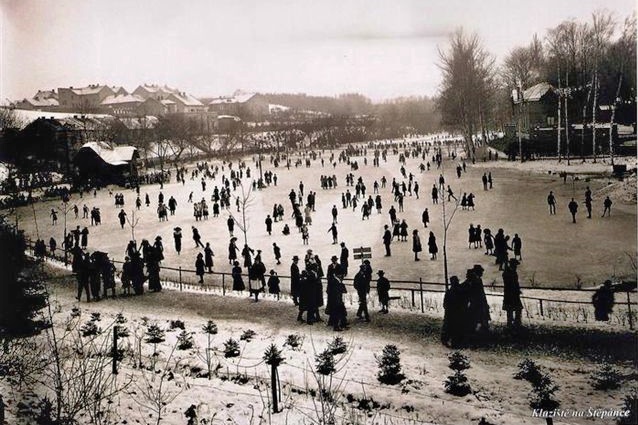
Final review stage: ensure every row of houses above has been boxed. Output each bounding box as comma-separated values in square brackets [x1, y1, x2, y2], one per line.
[15, 84, 271, 119]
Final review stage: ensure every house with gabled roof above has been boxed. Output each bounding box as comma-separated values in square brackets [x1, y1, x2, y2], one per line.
[58, 84, 119, 112]
[208, 91, 269, 119]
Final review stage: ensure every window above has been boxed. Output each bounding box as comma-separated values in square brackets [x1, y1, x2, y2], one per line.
[547, 116, 555, 126]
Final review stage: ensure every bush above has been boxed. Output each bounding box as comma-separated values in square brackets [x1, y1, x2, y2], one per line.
[144, 324, 166, 345]
[80, 320, 101, 337]
[515, 358, 543, 385]
[177, 330, 194, 350]
[223, 338, 240, 358]
[202, 320, 218, 335]
[315, 349, 336, 376]
[284, 334, 304, 350]
[590, 364, 622, 390]
[529, 374, 560, 411]
[90, 312, 101, 322]
[618, 388, 638, 425]
[328, 336, 347, 355]
[444, 371, 472, 396]
[448, 351, 471, 371]
[170, 319, 185, 330]
[263, 344, 284, 367]
[240, 329, 256, 342]
[376, 345, 405, 385]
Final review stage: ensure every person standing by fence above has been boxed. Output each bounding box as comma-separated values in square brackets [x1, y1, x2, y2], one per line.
[376, 270, 390, 314]
[502, 259, 523, 329]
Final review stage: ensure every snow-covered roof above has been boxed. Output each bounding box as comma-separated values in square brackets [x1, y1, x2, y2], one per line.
[160, 99, 176, 105]
[21, 98, 60, 107]
[69, 85, 113, 95]
[11, 109, 113, 130]
[78, 142, 137, 166]
[169, 92, 204, 107]
[209, 93, 257, 105]
[217, 115, 241, 121]
[137, 84, 180, 95]
[34, 89, 58, 100]
[516, 82, 554, 103]
[118, 116, 159, 130]
[101, 94, 145, 105]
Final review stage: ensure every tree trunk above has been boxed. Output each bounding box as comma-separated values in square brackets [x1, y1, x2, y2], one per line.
[581, 76, 593, 160]
[557, 68, 562, 162]
[591, 72, 598, 162]
[609, 73, 623, 166]
[564, 72, 570, 165]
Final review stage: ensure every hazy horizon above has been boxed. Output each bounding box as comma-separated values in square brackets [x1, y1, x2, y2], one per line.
[1, 0, 635, 103]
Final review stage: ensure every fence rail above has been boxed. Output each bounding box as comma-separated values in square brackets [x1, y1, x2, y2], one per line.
[27, 241, 636, 329]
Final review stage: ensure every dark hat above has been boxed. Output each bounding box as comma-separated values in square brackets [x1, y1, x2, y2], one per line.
[233, 260, 240, 266]
[174, 227, 182, 232]
[377, 270, 385, 275]
[363, 260, 370, 264]
[450, 275, 459, 284]
[292, 255, 299, 261]
[603, 279, 612, 285]
[270, 269, 276, 274]
[509, 259, 520, 266]
[155, 236, 162, 240]
[197, 253, 203, 257]
[331, 255, 338, 261]
[472, 264, 484, 272]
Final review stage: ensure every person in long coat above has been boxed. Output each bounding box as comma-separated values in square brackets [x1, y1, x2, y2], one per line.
[502, 259, 523, 328]
[428, 231, 438, 260]
[441, 275, 468, 347]
[376, 270, 390, 313]
[228, 238, 238, 264]
[354, 265, 371, 321]
[173, 228, 182, 255]
[326, 272, 347, 331]
[204, 243, 214, 273]
[231, 261, 245, 291]
[80, 227, 89, 249]
[467, 265, 490, 332]
[592, 280, 615, 321]
[76, 253, 91, 302]
[130, 253, 145, 295]
[290, 256, 301, 305]
[267, 270, 281, 299]
[412, 229, 422, 261]
[195, 253, 205, 283]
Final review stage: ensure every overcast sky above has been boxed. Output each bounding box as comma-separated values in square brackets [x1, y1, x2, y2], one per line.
[1, 0, 635, 102]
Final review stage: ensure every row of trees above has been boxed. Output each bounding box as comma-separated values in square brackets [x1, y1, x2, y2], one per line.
[438, 10, 636, 161]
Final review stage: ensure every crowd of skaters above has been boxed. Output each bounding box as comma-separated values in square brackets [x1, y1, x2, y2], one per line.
[26, 136, 625, 337]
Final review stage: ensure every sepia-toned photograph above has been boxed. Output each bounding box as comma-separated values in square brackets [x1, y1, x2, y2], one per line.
[0, 1, 636, 424]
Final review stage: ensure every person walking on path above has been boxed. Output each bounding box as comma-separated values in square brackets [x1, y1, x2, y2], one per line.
[547, 191, 557, 215]
[290, 256, 301, 306]
[441, 275, 467, 347]
[354, 264, 371, 322]
[602, 196, 613, 217]
[568, 198, 578, 223]
[231, 261, 245, 292]
[428, 231, 438, 260]
[328, 223, 338, 244]
[173, 227, 182, 255]
[422, 208, 429, 228]
[265, 215, 273, 235]
[227, 215, 235, 237]
[512, 233, 522, 260]
[376, 270, 390, 314]
[204, 243, 214, 273]
[272, 242, 282, 264]
[382, 225, 392, 256]
[340, 242, 349, 276]
[502, 259, 523, 329]
[585, 187, 593, 219]
[412, 229, 422, 261]
[118, 209, 127, 229]
[195, 253, 205, 283]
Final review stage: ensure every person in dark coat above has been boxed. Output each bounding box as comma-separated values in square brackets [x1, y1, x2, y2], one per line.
[272, 242, 281, 264]
[228, 238, 238, 264]
[568, 198, 578, 223]
[251, 257, 267, 290]
[227, 215, 235, 236]
[326, 270, 347, 331]
[242, 244, 254, 268]
[195, 253, 205, 283]
[512, 234, 522, 260]
[130, 252, 145, 295]
[173, 227, 182, 255]
[502, 259, 523, 328]
[192, 226, 204, 248]
[267, 270, 281, 299]
[428, 231, 438, 260]
[204, 243, 214, 272]
[290, 256, 301, 305]
[376, 270, 390, 313]
[118, 209, 127, 229]
[467, 265, 490, 332]
[441, 275, 468, 347]
[231, 261, 245, 291]
[153, 236, 164, 262]
[602, 196, 613, 217]
[76, 253, 91, 302]
[265, 215, 273, 235]
[383, 225, 392, 256]
[421, 208, 429, 228]
[297, 270, 311, 322]
[592, 280, 615, 321]
[49, 237, 57, 256]
[354, 264, 371, 321]
[340, 243, 349, 275]
[147, 253, 162, 292]
[412, 229, 422, 261]
[328, 223, 338, 244]
[88, 254, 101, 301]
[80, 227, 89, 249]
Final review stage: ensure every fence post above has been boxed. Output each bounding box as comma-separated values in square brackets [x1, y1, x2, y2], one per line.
[112, 325, 118, 375]
[539, 299, 544, 317]
[179, 267, 182, 291]
[627, 291, 634, 331]
[419, 278, 424, 313]
[411, 289, 415, 307]
[271, 363, 279, 414]
[222, 274, 226, 296]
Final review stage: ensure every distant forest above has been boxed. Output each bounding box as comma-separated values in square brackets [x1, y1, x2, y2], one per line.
[262, 92, 441, 134]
